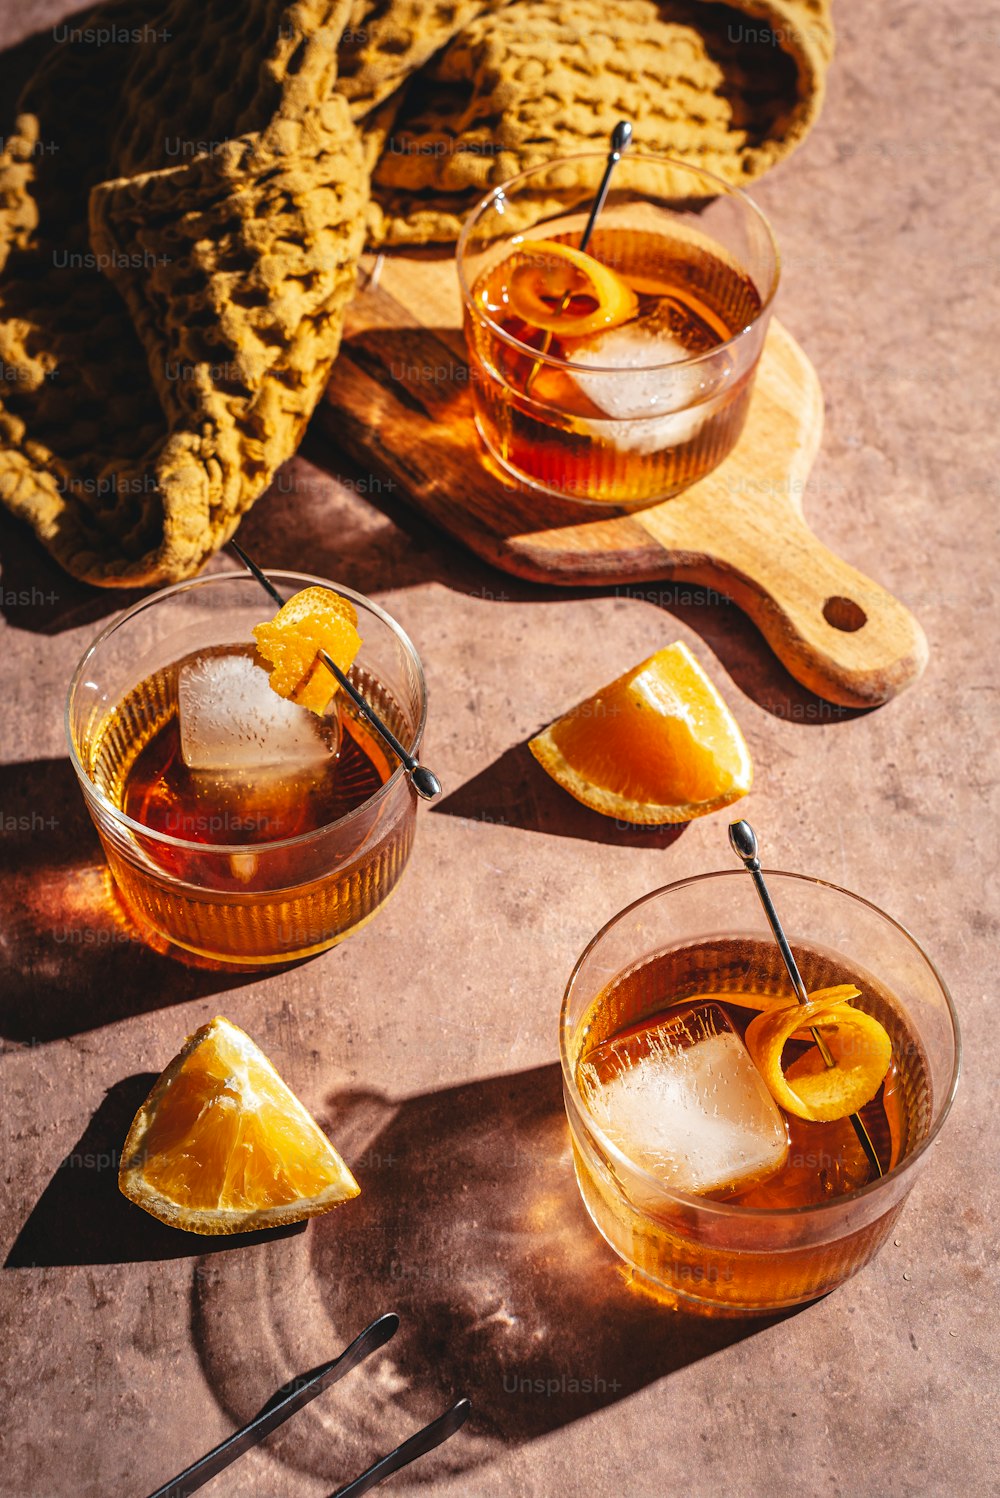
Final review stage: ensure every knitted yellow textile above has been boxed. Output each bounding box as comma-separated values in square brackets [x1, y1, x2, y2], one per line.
[364, 0, 834, 244]
[0, 0, 832, 585]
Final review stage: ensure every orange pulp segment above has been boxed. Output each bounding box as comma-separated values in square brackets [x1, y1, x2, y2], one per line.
[745, 986, 893, 1123]
[253, 586, 361, 715]
[528, 642, 752, 824]
[505, 238, 638, 338]
[119, 1016, 360, 1234]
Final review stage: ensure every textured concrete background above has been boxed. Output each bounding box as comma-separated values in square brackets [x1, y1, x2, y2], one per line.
[1, 3, 997, 1496]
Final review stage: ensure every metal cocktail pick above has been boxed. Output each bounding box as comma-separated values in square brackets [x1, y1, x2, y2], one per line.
[524, 119, 633, 395]
[230, 541, 442, 800]
[728, 819, 883, 1178]
[578, 119, 633, 249]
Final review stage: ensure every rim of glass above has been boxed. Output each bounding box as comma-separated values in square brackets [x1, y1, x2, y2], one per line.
[456, 150, 781, 376]
[65, 570, 428, 855]
[560, 868, 961, 1220]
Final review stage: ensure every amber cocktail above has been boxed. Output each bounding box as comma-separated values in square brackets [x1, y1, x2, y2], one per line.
[561, 872, 960, 1315]
[67, 572, 427, 966]
[459, 154, 779, 508]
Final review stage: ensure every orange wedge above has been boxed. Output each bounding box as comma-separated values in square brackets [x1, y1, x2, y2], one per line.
[119, 1016, 360, 1235]
[506, 238, 638, 338]
[529, 642, 752, 824]
[745, 986, 893, 1123]
[253, 586, 361, 716]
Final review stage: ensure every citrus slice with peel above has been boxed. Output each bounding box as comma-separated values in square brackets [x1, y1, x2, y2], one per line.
[528, 642, 753, 824]
[119, 1016, 360, 1235]
[745, 985, 893, 1123]
[253, 586, 361, 716]
[506, 238, 638, 338]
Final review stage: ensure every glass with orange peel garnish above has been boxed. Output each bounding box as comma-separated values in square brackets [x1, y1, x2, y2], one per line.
[67, 571, 428, 966]
[458, 152, 779, 507]
[560, 863, 960, 1315]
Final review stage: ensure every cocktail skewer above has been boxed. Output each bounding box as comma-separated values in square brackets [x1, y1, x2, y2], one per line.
[578, 119, 633, 250]
[230, 540, 442, 800]
[524, 120, 633, 395]
[728, 819, 883, 1178]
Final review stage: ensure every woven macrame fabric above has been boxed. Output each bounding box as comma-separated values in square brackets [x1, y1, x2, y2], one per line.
[0, 0, 832, 585]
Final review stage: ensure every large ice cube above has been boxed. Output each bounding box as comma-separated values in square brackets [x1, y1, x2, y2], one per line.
[568, 303, 731, 454]
[178, 652, 338, 772]
[579, 1004, 788, 1197]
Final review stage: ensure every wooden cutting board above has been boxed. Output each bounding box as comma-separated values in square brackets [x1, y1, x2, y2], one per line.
[320, 251, 927, 707]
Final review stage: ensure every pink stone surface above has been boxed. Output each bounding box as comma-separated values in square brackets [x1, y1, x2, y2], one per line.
[0, 4, 995, 1496]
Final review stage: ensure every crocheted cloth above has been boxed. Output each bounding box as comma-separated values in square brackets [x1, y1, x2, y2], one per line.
[0, 0, 832, 585]
[364, 0, 834, 244]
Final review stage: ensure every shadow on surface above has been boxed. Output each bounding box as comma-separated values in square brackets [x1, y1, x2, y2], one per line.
[234, 441, 571, 606]
[4, 1072, 306, 1267]
[193, 1064, 796, 1487]
[0, 507, 144, 636]
[432, 737, 688, 848]
[265, 417, 876, 728]
[0, 372, 866, 736]
[0, 756, 252, 1044]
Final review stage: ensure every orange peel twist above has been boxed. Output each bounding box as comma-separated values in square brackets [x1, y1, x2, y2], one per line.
[744, 984, 893, 1123]
[505, 238, 638, 338]
[253, 586, 361, 716]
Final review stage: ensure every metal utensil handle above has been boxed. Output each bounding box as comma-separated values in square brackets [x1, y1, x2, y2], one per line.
[524, 120, 632, 394]
[142, 1313, 400, 1498]
[329, 1398, 472, 1498]
[578, 119, 633, 253]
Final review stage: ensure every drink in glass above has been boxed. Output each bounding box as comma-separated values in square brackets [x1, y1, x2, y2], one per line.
[459, 154, 779, 508]
[560, 871, 960, 1314]
[67, 572, 427, 966]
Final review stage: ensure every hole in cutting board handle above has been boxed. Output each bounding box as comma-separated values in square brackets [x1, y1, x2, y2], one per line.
[823, 596, 867, 632]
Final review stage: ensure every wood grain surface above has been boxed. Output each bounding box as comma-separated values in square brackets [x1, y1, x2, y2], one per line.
[321, 253, 927, 707]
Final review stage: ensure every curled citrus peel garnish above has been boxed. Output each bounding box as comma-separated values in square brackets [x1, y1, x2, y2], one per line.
[505, 238, 638, 338]
[677, 987, 893, 1123]
[744, 984, 893, 1123]
[253, 586, 361, 716]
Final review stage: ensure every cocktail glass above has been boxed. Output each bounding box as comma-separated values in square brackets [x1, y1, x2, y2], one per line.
[67, 571, 427, 966]
[560, 870, 960, 1315]
[458, 152, 779, 508]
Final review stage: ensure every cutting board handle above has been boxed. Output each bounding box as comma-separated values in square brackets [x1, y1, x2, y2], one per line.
[700, 512, 928, 708]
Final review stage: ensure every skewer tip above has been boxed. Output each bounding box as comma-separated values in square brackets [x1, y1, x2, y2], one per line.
[728, 818, 758, 866]
[611, 120, 632, 155]
[410, 765, 442, 800]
